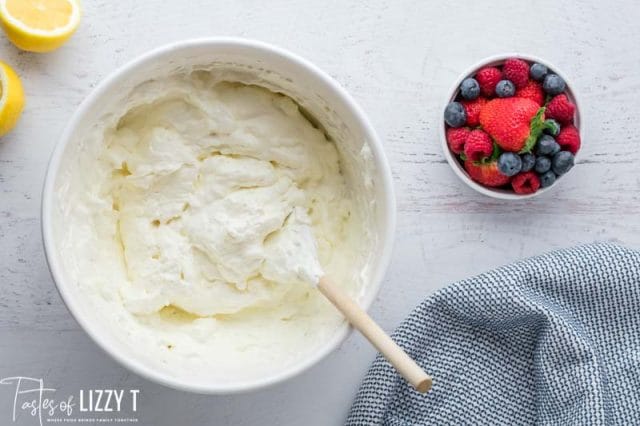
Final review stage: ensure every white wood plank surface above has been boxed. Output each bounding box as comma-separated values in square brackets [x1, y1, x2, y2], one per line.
[1, 1, 639, 424]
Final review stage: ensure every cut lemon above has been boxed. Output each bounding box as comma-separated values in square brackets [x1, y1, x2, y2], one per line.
[0, 0, 80, 52]
[0, 61, 24, 136]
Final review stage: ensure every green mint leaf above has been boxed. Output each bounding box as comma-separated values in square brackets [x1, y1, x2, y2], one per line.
[543, 119, 560, 136]
[489, 141, 502, 161]
[520, 107, 546, 154]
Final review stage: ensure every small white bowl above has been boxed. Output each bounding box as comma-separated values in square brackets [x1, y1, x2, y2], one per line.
[440, 53, 581, 200]
[41, 38, 396, 394]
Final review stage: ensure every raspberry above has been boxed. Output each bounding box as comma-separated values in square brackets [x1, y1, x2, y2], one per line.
[461, 97, 487, 127]
[515, 80, 545, 106]
[446, 127, 470, 154]
[475, 67, 502, 97]
[546, 94, 576, 123]
[511, 171, 541, 194]
[556, 125, 581, 154]
[502, 58, 530, 89]
[464, 129, 493, 162]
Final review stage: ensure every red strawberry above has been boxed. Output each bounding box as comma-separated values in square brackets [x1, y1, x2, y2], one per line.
[516, 80, 545, 106]
[556, 125, 581, 154]
[464, 159, 511, 187]
[546, 94, 576, 123]
[475, 67, 502, 97]
[446, 127, 470, 154]
[502, 58, 530, 89]
[464, 129, 493, 162]
[479, 97, 545, 152]
[461, 97, 487, 127]
[512, 171, 541, 194]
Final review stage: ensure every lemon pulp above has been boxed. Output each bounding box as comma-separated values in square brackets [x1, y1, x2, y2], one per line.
[6, 0, 73, 31]
[0, 0, 80, 52]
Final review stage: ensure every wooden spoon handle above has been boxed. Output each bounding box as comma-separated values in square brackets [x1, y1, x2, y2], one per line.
[317, 277, 432, 393]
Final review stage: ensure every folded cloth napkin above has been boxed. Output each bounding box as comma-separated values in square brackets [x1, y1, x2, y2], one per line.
[346, 243, 640, 425]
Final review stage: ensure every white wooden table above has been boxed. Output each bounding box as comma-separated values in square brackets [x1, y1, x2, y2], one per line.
[1, 1, 639, 424]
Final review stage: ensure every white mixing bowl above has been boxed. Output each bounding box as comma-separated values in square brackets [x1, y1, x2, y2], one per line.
[41, 38, 396, 394]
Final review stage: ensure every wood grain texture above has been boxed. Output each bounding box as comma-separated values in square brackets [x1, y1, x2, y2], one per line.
[0, 0, 639, 424]
[318, 277, 432, 393]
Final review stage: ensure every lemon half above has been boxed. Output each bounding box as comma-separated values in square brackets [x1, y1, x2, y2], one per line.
[0, 0, 81, 52]
[0, 61, 24, 136]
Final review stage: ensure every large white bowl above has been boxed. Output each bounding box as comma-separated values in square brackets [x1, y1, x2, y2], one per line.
[41, 38, 396, 394]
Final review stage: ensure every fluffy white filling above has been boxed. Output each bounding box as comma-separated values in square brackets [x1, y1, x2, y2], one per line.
[59, 74, 370, 381]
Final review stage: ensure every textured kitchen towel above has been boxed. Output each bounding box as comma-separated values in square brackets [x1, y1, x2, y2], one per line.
[346, 243, 640, 425]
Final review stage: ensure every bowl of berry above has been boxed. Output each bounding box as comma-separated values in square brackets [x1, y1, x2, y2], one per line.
[441, 54, 581, 199]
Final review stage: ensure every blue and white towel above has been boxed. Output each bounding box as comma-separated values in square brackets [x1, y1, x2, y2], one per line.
[347, 243, 640, 425]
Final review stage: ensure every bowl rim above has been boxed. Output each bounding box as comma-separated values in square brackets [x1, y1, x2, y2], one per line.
[41, 37, 397, 394]
[440, 53, 582, 200]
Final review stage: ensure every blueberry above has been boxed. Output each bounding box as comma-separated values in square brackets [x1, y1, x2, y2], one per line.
[535, 156, 551, 174]
[459, 78, 480, 100]
[543, 74, 566, 95]
[552, 151, 575, 175]
[497, 152, 522, 177]
[529, 63, 548, 81]
[495, 80, 516, 98]
[444, 102, 466, 127]
[539, 171, 557, 188]
[544, 119, 561, 136]
[521, 153, 536, 172]
[536, 135, 561, 156]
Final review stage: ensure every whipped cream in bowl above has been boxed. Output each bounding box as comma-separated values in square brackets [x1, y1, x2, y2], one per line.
[42, 39, 395, 393]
